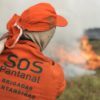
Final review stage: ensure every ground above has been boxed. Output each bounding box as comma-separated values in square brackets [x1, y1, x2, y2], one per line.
[57, 39, 100, 100]
[58, 71, 100, 100]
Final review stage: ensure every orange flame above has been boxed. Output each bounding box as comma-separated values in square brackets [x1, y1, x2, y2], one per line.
[81, 36, 100, 70]
[53, 36, 100, 70]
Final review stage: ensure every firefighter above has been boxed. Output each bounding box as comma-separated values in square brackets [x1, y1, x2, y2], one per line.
[0, 3, 68, 100]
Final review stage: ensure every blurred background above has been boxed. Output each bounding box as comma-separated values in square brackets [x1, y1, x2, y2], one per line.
[0, 0, 100, 100]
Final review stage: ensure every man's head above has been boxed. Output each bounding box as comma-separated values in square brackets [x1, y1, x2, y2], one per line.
[2, 3, 68, 51]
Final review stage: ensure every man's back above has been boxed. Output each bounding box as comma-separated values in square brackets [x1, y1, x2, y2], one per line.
[0, 40, 65, 100]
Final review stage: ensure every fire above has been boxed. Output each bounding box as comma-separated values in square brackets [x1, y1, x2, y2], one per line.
[81, 36, 100, 70]
[54, 36, 100, 70]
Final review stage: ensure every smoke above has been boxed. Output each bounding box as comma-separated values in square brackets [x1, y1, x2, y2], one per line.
[44, 11, 96, 79]
[44, 43, 96, 79]
[61, 64, 95, 79]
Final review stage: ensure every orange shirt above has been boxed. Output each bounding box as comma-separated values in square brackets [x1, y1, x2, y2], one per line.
[0, 40, 66, 100]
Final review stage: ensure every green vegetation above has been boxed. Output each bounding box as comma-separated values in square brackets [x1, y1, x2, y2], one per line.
[58, 40, 100, 100]
[58, 73, 100, 100]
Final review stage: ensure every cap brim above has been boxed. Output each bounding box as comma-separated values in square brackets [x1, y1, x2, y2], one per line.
[56, 15, 68, 27]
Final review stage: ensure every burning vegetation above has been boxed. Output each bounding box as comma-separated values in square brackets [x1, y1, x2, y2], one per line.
[53, 35, 100, 71]
[81, 36, 100, 70]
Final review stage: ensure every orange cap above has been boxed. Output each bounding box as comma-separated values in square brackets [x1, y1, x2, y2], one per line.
[18, 3, 68, 31]
[6, 3, 68, 48]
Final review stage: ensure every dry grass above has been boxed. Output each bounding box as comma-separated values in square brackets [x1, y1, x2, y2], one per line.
[58, 72, 100, 100]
